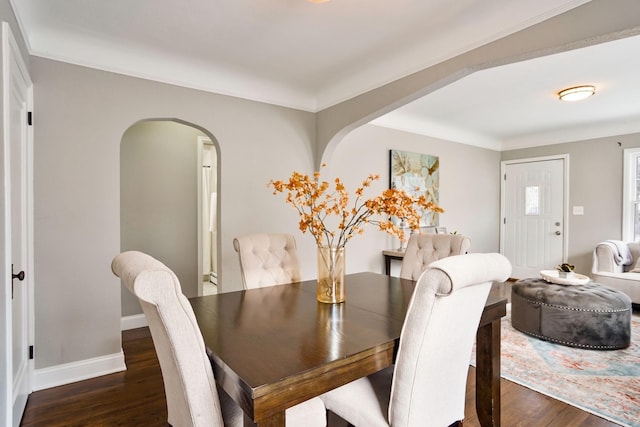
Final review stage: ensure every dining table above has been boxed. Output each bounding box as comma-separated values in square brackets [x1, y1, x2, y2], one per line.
[190, 272, 506, 427]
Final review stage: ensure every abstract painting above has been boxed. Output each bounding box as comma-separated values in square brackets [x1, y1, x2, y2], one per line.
[389, 149, 440, 226]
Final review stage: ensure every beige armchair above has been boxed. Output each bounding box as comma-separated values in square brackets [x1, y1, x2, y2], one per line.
[233, 233, 301, 289]
[400, 233, 471, 280]
[592, 241, 640, 304]
[111, 251, 326, 427]
[320, 253, 512, 426]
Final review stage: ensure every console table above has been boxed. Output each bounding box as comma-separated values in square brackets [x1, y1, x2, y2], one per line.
[382, 249, 405, 275]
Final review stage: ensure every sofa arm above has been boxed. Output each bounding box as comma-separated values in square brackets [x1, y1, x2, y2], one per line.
[591, 271, 640, 305]
[593, 244, 625, 274]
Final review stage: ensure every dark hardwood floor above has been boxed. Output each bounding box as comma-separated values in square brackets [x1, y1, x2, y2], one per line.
[20, 282, 621, 427]
[20, 327, 168, 427]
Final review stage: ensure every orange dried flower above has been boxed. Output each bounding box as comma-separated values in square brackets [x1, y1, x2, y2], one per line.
[267, 165, 444, 248]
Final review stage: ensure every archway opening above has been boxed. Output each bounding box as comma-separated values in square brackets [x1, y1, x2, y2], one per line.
[120, 119, 220, 318]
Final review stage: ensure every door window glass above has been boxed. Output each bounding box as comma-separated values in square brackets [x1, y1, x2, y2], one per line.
[525, 186, 539, 216]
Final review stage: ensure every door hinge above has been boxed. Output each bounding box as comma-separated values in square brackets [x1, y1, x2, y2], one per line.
[504, 173, 506, 180]
[27, 111, 33, 126]
[29, 345, 34, 360]
[503, 218, 506, 225]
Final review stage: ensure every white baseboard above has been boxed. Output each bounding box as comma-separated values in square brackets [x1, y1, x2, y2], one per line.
[121, 313, 148, 331]
[33, 350, 126, 391]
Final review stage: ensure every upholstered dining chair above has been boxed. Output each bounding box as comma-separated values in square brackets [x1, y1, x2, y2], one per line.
[320, 253, 511, 427]
[233, 233, 302, 289]
[399, 233, 471, 280]
[111, 251, 326, 427]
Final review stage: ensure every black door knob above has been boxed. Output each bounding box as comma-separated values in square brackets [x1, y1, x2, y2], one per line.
[11, 264, 25, 299]
[12, 264, 25, 281]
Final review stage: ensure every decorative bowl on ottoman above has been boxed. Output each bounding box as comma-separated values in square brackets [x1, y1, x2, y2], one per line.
[540, 269, 590, 286]
[511, 278, 632, 350]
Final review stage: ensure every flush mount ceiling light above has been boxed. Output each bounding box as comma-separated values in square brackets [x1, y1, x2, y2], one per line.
[558, 85, 596, 102]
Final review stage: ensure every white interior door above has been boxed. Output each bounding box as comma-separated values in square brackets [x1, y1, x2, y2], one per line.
[1, 22, 33, 427]
[501, 157, 567, 279]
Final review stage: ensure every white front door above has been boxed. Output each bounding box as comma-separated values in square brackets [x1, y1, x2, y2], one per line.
[501, 157, 567, 279]
[1, 22, 33, 427]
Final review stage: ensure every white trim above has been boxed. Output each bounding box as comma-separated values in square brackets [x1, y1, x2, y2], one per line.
[1, 23, 13, 427]
[1, 21, 34, 427]
[622, 148, 640, 242]
[120, 314, 148, 331]
[13, 20, 35, 415]
[500, 154, 570, 264]
[33, 351, 126, 391]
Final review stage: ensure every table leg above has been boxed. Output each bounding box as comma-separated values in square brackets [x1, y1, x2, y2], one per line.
[384, 256, 391, 275]
[475, 317, 501, 427]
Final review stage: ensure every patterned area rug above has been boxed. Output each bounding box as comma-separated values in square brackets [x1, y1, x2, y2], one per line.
[472, 308, 640, 427]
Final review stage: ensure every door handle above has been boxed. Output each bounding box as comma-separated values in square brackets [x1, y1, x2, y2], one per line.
[555, 231, 562, 236]
[11, 264, 25, 299]
[12, 266, 25, 281]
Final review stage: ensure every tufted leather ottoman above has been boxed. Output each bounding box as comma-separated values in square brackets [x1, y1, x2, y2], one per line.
[511, 278, 632, 349]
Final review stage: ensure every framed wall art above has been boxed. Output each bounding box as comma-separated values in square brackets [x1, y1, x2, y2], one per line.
[389, 149, 440, 227]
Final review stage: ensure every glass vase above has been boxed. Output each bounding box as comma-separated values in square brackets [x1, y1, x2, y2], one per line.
[317, 246, 346, 304]
[398, 218, 408, 251]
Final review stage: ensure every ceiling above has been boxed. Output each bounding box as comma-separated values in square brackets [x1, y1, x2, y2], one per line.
[10, 0, 640, 150]
[371, 34, 640, 150]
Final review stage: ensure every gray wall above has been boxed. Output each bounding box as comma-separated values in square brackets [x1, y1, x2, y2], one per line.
[332, 124, 501, 275]
[120, 121, 207, 316]
[502, 133, 640, 275]
[32, 58, 316, 369]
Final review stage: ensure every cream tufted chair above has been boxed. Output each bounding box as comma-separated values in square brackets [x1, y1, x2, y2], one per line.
[320, 253, 511, 427]
[233, 233, 302, 289]
[399, 233, 471, 280]
[112, 251, 326, 427]
[592, 241, 640, 304]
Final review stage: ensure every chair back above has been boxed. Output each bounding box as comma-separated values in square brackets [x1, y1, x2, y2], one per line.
[112, 251, 224, 427]
[233, 233, 301, 289]
[389, 253, 511, 426]
[399, 233, 470, 280]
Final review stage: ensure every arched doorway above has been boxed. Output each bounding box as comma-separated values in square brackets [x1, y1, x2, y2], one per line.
[120, 119, 220, 319]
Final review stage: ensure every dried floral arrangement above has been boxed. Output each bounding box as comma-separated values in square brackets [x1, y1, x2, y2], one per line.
[268, 165, 443, 249]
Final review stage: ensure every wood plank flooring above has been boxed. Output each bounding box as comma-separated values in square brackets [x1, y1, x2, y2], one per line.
[20, 281, 622, 426]
[20, 327, 168, 427]
[20, 326, 619, 427]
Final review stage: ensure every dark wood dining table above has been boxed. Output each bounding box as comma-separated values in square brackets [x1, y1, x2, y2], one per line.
[190, 272, 506, 427]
